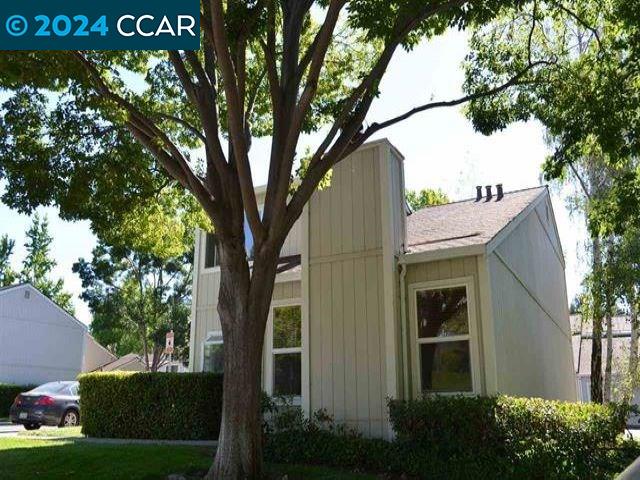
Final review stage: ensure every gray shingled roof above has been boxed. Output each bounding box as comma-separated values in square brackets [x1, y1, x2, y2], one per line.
[406, 186, 547, 254]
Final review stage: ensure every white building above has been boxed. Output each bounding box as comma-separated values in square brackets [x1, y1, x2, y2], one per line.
[0, 283, 114, 385]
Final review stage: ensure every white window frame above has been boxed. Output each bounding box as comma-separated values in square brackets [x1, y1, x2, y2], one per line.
[408, 276, 480, 397]
[201, 330, 224, 372]
[264, 300, 303, 405]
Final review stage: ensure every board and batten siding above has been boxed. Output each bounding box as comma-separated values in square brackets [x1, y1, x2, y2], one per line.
[487, 194, 576, 401]
[306, 142, 404, 438]
[189, 140, 405, 439]
[404, 256, 486, 395]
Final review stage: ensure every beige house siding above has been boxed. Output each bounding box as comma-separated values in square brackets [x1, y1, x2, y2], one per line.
[306, 142, 402, 437]
[404, 256, 485, 395]
[487, 197, 576, 401]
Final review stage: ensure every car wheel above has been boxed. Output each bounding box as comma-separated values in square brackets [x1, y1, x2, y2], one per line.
[60, 409, 79, 427]
[24, 423, 40, 431]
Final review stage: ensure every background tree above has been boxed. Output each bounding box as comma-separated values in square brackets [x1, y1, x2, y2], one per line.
[0, 235, 17, 287]
[0, 216, 74, 310]
[74, 242, 192, 371]
[0, 1, 628, 477]
[406, 188, 450, 210]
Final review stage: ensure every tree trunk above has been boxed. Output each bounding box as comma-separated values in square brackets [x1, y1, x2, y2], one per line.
[604, 314, 613, 402]
[628, 301, 639, 403]
[590, 236, 604, 403]
[206, 241, 278, 480]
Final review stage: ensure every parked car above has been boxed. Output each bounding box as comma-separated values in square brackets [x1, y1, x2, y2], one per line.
[9, 381, 80, 430]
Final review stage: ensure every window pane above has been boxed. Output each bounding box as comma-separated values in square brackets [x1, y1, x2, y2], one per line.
[273, 353, 301, 396]
[416, 287, 468, 338]
[205, 233, 219, 268]
[273, 306, 301, 349]
[204, 343, 224, 374]
[420, 341, 472, 392]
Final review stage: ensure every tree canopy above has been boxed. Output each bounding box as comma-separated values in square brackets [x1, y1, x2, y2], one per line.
[465, 0, 640, 235]
[406, 188, 450, 210]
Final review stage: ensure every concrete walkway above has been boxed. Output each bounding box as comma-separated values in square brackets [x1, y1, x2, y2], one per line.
[19, 434, 217, 447]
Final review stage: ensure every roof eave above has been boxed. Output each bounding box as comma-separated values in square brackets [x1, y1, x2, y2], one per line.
[399, 244, 486, 264]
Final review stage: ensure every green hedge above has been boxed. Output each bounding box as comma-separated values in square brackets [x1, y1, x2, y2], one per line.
[389, 395, 631, 479]
[0, 383, 36, 417]
[265, 395, 637, 480]
[78, 372, 223, 440]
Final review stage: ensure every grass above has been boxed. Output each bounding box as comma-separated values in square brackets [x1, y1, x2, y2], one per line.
[17, 426, 83, 438]
[0, 437, 376, 480]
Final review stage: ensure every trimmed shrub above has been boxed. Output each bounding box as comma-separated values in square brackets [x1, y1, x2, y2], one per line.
[79, 372, 222, 440]
[390, 395, 633, 479]
[265, 395, 637, 479]
[0, 383, 36, 417]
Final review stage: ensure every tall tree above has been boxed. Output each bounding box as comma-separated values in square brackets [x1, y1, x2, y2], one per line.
[0, 234, 17, 287]
[20, 214, 74, 314]
[406, 188, 450, 210]
[74, 243, 192, 371]
[0, 1, 630, 477]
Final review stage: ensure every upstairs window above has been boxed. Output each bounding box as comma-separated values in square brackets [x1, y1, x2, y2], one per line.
[414, 284, 474, 393]
[204, 208, 261, 267]
[203, 331, 224, 374]
[204, 233, 220, 268]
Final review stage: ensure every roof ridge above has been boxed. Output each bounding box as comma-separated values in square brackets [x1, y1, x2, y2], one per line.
[409, 185, 548, 214]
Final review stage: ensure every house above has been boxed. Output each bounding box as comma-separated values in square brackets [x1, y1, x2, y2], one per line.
[571, 314, 640, 425]
[93, 353, 147, 372]
[0, 283, 114, 385]
[92, 353, 188, 373]
[189, 139, 576, 438]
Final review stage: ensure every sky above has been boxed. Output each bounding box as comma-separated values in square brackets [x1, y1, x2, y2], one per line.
[0, 29, 589, 326]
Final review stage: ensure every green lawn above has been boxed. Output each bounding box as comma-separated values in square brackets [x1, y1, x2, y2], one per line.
[0, 438, 375, 480]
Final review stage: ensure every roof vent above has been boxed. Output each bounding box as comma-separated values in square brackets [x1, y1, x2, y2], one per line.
[24, 290, 30, 299]
[485, 185, 492, 201]
[475, 186, 483, 202]
[496, 184, 504, 201]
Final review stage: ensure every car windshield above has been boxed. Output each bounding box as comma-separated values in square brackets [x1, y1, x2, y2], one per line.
[29, 382, 72, 395]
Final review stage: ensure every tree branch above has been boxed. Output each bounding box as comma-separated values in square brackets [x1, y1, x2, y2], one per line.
[72, 52, 223, 228]
[210, 0, 264, 243]
[155, 113, 206, 142]
[554, 1, 602, 50]
[361, 60, 549, 137]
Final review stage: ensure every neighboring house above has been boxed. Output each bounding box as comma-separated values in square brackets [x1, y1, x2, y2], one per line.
[93, 353, 188, 373]
[189, 139, 576, 439]
[0, 283, 111, 385]
[571, 314, 640, 425]
[82, 333, 117, 372]
[93, 353, 147, 372]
